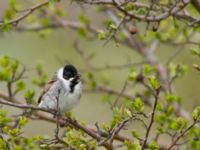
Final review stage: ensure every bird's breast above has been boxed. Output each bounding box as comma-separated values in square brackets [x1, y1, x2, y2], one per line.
[59, 82, 82, 112]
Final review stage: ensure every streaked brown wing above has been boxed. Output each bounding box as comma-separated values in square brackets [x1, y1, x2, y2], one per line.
[37, 73, 57, 104]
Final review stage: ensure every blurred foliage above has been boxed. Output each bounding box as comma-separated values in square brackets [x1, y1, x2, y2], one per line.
[0, 0, 200, 150]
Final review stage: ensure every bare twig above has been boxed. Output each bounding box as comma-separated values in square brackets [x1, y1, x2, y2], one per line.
[98, 118, 130, 146]
[0, 0, 50, 27]
[167, 120, 199, 150]
[141, 88, 160, 150]
[111, 80, 128, 108]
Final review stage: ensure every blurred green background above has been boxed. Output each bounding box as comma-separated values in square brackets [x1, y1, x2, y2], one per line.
[0, 0, 200, 138]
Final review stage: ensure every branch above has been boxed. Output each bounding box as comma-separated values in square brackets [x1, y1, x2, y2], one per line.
[167, 120, 199, 150]
[141, 88, 160, 150]
[98, 118, 130, 147]
[191, 0, 200, 13]
[0, 0, 50, 27]
[78, 0, 190, 22]
[0, 91, 169, 149]
[0, 91, 127, 149]
[103, 9, 191, 122]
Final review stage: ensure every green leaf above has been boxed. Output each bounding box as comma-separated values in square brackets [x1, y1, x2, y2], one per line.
[32, 64, 47, 87]
[132, 97, 144, 112]
[148, 75, 160, 90]
[18, 116, 28, 128]
[9, 128, 20, 136]
[110, 118, 117, 129]
[77, 28, 87, 37]
[149, 141, 159, 150]
[165, 94, 181, 103]
[9, 0, 16, 6]
[0, 68, 11, 81]
[65, 112, 72, 118]
[2, 126, 9, 133]
[97, 30, 106, 40]
[128, 69, 137, 81]
[155, 114, 167, 124]
[136, 8, 146, 15]
[102, 123, 109, 131]
[168, 63, 188, 78]
[190, 139, 200, 150]
[142, 64, 154, 76]
[36, 64, 43, 75]
[124, 3, 134, 11]
[24, 90, 35, 104]
[157, 126, 164, 134]
[131, 130, 139, 139]
[177, 64, 188, 77]
[109, 24, 117, 30]
[79, 14, 89, 24]
[190, 49, 200, 56]
[15, 80, 26, 93]
[0, 20, 11, 32]
[168, 63, 177, 77]
[32, 74, 47, 87]
[87, 72, 96, 89]
[125, 108, 132, 117]
[168, 117, 186, 131]
[166, 105, 174, 116]
[124, 140, 141, 150]
[0, 110, 7, 118]
[37, 29, 51, 38]
[192, 106, 200, 121]
[0, 56, 10, 68]
[0, 110, 11, 125]
[0, 138, 8, 150]
[3, 8, 15, 20]
[11, 60, 19, 73]
[156, 102, 163, 111]
[113, 107, 122, 123]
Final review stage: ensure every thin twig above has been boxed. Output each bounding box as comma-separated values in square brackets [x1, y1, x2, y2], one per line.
[0, 0, 50, 27]
[167, 120, 199, 150]
[111, 80, 128, 108]
[141, 88, 160, 150]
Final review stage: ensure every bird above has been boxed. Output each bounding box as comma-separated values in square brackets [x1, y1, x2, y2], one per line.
[38, 64, 82, 114]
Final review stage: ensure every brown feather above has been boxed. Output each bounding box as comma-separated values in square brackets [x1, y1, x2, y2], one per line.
[37, 73, 57, 104]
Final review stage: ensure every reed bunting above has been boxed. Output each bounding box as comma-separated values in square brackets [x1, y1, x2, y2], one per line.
[38, 64, 82, 114]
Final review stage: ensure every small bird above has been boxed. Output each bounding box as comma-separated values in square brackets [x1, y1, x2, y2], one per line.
[38, 64, 82, 114]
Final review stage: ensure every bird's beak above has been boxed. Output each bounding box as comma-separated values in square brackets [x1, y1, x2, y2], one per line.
[69, 74, 81, 82]
[70, 74, 81, 82]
